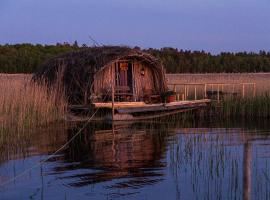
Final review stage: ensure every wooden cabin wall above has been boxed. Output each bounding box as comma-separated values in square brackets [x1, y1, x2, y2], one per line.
[133, 62, 156, 100]
[93, 64, 115, 96]
[93, 61, 162, 101]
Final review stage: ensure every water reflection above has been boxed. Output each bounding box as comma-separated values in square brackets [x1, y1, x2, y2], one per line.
[53, 123, 167, 189]
[0, 122, 270, 200]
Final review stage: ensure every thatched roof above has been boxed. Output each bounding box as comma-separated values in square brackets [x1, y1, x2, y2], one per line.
[33, 46, 166, 104]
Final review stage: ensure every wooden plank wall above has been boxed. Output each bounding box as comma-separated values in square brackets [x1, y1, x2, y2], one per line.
[93, 61, 157, 100]
[133, 62, 155, 100]
[93, 64, 115, 95]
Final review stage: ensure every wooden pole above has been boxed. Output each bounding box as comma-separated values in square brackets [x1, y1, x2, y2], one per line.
[204, 84, 207, 98]
[111, 64, 115, 121]
[253, 83, 256, 97]
[232, 84, 235, 98]
[194, 85, 197, 100]
[184, 85, 187, 100]
[242, 84, 245, 98]
[187, 85, 189, 100]
[243, 142, 252, 200]
[217, 84, 220, 102]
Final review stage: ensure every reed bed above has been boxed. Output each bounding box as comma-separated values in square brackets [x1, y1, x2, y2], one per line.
[167, 73, 270, 96]
[0, 74, 67, 132]
[214, 94, 270, 119]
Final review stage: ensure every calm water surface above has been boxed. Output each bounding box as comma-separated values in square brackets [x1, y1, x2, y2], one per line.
[1, 121, 270, 200]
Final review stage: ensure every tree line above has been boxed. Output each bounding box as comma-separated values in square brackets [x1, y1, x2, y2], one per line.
[1, 43, 270, 73]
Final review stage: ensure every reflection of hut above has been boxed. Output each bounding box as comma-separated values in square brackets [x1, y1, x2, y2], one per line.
[55, 124, 167, 188]
[34, 46, 167, 105]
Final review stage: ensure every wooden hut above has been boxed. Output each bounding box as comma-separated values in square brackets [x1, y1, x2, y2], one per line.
[34, 46, 167, 105]
[34, 46, 210, 120]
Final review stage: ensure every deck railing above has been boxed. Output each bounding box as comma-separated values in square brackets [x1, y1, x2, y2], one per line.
[168, 82, 256, 101]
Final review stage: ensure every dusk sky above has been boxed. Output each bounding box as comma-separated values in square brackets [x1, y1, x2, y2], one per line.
[0, 0, 269, 53]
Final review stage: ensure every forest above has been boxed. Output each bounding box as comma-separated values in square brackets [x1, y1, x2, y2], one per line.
[1, 43, 270, 73]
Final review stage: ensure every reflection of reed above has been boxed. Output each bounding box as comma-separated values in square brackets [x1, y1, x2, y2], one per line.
[168, 128, 260, 200]
[2, 122, 270, 200]
[0, 124, 67, 163]
[54, 124, 168, 188]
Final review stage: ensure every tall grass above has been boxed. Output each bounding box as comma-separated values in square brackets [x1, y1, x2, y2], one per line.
[0, 74, 67, 131]
[167, 73, 270, 96]
[215, 94, 270, 119]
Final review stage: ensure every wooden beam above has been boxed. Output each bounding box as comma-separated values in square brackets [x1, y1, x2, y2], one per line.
[111, 63, 115, 121]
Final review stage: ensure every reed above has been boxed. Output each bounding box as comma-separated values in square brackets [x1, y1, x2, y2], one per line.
[215, 94, 270, 119]
[0, 74, 67, 132]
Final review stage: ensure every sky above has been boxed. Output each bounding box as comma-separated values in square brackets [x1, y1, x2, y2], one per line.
[0, 0, 270, 53]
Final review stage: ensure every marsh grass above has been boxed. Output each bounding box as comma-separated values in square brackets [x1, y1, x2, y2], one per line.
[215, 94, 270, 119]
[0, 74, 67, 132]
[167, 73, 270, 96]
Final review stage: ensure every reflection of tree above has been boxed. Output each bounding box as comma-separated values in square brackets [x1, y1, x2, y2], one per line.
[53, 123, 168, 189]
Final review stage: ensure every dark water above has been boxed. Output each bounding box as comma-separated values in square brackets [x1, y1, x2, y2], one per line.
[1, 120, 270, 200]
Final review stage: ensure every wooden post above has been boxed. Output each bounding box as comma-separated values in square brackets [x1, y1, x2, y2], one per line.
[204, 84, 207, 98]
[184, 85, 187, 100]
[253, 83, 256, 97]
[173, 84, 177, 101]
[232, 84, 235, 97]
[242, 84, 245, 98]
[111, 64, 115, 121]
[217, 84, 220, 102]
[243, 142, 252, 200]
[194, 85, 197, 100]
[187, 85, 189, 100]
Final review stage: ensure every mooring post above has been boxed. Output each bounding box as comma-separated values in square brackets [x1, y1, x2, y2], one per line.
[204, 84, 207, 98]
[217, 84, 220, 102]
[187, 85, 189, 100]
[232, 84, 235, 96]
[111, 64, 115, 121]
[242, 84, 245, 98]
[243, 142, 252, 200]
[253, 83, 256, 97]
[194, 85, 197, 100]
[184, 85, 187, 100]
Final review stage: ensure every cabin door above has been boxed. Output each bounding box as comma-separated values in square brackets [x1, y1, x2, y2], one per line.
[115, 62, 133, 100]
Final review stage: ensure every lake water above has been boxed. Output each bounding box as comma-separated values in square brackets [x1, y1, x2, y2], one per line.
[1, 120, 270, 200]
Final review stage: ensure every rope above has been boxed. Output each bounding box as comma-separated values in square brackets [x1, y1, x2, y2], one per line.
[0, 90, 111, 187]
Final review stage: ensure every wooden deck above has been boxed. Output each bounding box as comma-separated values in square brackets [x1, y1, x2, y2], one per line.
[93, 99, 211, 114]
[68, 99, 211, 121]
